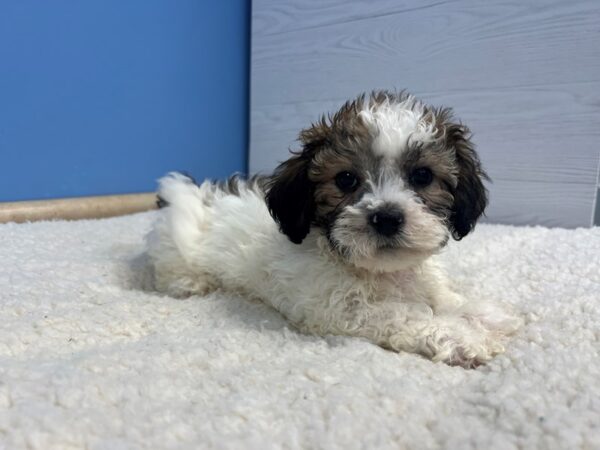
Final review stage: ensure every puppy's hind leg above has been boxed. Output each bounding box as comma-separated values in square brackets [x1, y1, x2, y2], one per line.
[150, 254, 218, 298]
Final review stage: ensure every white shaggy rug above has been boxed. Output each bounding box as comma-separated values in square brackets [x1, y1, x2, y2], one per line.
[1, 211, 599, 450]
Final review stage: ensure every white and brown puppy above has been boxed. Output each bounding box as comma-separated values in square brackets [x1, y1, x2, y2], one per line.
[147, 91, 521, 368]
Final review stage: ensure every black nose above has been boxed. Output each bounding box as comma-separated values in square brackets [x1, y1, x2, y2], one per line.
[369, 211, 404, 237]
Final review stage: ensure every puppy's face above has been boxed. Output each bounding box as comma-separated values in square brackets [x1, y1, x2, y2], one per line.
[266, 91, 488, 272]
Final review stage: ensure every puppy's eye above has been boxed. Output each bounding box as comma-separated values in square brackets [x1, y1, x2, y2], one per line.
[410, 167, 433, 188]
[335, 171, 359, 192]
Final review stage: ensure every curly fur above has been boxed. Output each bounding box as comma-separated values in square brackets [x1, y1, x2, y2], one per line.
[147, 91, 521, 368]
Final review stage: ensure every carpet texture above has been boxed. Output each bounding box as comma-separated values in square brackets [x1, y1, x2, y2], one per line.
[0, 211, 598, 449]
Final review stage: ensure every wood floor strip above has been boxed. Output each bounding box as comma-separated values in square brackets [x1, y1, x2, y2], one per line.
[0, 193, 158, 224]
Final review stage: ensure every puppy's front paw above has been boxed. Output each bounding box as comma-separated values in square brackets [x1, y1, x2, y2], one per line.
[433, 331, 505, 369]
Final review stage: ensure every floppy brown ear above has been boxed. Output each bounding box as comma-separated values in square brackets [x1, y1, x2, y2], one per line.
[266, 119, 330, 244]
[265, 151, 316, 244]
[446, 124, 489, 240]
[265, 120, 331, 244]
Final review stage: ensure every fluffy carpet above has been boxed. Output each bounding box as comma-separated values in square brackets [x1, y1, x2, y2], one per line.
[0, 211, 598, 449]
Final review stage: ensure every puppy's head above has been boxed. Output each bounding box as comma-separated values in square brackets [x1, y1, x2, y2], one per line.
[266, 91, 488, 272]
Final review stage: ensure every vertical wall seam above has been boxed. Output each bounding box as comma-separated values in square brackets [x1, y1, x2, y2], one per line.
[592, 153, 600, 226]
[244, 0, 252, 175]
[592, 150, 600, 226]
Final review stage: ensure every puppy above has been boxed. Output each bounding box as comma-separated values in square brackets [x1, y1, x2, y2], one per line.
[147, 91, 521, 368]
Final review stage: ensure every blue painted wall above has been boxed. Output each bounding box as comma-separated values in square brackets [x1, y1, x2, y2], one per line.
[0, 1, 249, 201]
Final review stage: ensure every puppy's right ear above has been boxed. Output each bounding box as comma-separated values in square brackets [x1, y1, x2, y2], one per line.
[266, 119, 329, 244]
[265, 150, 316, 244]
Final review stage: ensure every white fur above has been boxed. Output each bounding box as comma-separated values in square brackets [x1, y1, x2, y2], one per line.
[358, 95, 439, 159]
[147, 174, 521, 368]
[331, 175, 448, 272]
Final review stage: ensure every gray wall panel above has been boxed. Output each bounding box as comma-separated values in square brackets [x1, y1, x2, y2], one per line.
[251, 0, 600, 227]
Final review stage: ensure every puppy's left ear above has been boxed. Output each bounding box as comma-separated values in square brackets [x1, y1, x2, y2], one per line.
[447, 124, 489, 240]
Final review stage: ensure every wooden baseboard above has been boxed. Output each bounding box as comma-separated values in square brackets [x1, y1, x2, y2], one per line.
[0, 193, 158, 224]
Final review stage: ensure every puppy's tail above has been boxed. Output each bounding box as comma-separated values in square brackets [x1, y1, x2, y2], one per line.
[149, 172, 213, 267]
[156, 195, 169, 209]
[155, 171, 199, 208]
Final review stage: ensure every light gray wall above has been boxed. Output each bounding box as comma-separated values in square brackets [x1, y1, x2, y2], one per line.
[250, 0, 600, 227]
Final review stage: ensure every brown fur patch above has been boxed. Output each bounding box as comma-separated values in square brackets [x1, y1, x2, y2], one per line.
[301, 96, 376, 220]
